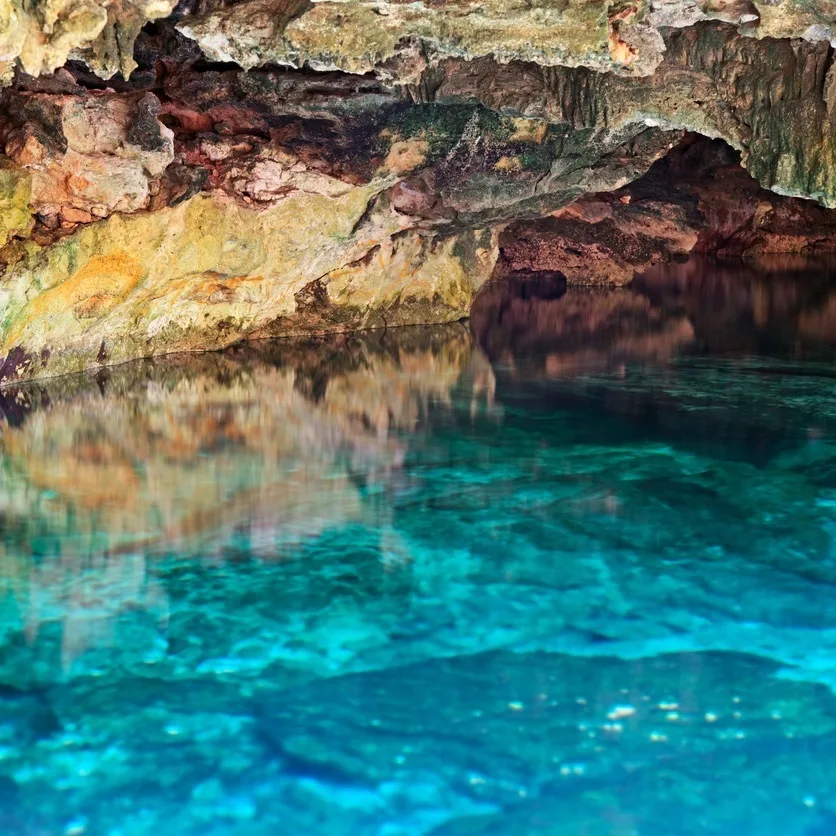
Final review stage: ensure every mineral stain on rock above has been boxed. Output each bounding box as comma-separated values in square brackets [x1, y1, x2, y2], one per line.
[0, 1, 834, 383]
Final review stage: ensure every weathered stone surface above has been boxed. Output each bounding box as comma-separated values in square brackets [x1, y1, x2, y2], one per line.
[158, 68, 679, 227]
[0, 3, 834, 383]
[0, 72, 680, 384]
[177, 0, 667, 79]
[500, 137, 836, 286]
[0, 0, 177, 79]
[0, 163, 31, 248]
[2, 0, 833, 86]
[0, 182, 498, 384]
[751, 0, 836, 42]
[430, 24, 836, 206]
[176, 0, 836, 82]
[1, 89, 174, 224]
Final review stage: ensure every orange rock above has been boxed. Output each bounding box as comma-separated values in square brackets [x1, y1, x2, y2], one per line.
[59, 207, 94, 225]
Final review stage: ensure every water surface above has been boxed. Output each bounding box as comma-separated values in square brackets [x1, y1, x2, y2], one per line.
[2, 260, 836, 834]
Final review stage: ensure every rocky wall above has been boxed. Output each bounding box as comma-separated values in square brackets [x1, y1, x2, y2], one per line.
[0, 1, 834, 383]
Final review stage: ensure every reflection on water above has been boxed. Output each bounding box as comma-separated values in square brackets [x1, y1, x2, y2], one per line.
[2, 260, 836, 834]
[0, 328, 494, 670]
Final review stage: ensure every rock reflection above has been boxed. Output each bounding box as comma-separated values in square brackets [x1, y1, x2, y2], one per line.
[0, 325, 494, 667]
[3, 258, 836, 670]
[471, 258, 836, 378]
[634, 257, 836, 355]
[470, 269, 695, 376]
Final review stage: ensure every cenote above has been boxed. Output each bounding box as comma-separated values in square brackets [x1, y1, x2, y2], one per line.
[0, 259, 835, 834]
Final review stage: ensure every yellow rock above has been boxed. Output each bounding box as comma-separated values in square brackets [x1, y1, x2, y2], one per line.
[0, 0, 177, 79]
[0, 164, 32, 248]
[178, 0, 666, 78]
[0, 186, 498, 383]
[751, 0, 834, 41]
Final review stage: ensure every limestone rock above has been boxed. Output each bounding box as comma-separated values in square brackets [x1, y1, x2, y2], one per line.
[0, 3, 834, 385]
[176, 0, 836, 82]
[500, 137, 836, 286]
[0, 0, 177, 79]
[0, 183, 498, 384]
[0, 76, 680, 384]
[1, 90, 173, 222]
[177, 0, 668, 78]
[430, 24, 836, 206]
[752, 0, 836, 42]
[0, 163, 31, 248]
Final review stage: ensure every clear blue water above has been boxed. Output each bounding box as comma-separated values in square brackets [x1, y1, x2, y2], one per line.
[2, 261, 836, 834]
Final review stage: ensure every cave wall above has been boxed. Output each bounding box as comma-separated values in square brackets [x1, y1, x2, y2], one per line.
[0, 0, 835, 384]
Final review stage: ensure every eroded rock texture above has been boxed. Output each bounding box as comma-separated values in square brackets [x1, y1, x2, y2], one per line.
[501, 136, 836, 286]
[0, 0, 834, 382]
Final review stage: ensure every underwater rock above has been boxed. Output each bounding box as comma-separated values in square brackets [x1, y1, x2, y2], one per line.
[3, 315, 836, 831]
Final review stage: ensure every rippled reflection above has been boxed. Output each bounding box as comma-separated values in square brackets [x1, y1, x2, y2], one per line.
[2, 261, 836, 835]
[0, 327, 495, 670]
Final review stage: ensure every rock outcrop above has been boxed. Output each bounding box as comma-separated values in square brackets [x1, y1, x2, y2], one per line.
[500, 136, 836, 286]
[0, 0, 177, 79]
[0, 1, 834, 383]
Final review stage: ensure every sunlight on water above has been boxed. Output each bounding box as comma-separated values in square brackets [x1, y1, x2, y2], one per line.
[2, 259, 836, 834]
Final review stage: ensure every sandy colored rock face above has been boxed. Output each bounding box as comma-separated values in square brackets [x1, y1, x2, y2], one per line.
[0, 164, 31, 247]
[177, 0, 836, 82]
[0, 184, 499, 384]
[0, 1, 834, 385]
[2, 0, 833, 84]
[0, 0, 177, 78]
[177, 0, 665, 78]
[3, 92, 174, 220]
[0, 71, 678, 385]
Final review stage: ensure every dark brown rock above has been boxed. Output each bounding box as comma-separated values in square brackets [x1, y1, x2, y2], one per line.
[500, 136, 836, 286]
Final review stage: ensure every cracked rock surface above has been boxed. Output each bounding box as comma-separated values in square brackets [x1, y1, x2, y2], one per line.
[0, 1, 834, 382]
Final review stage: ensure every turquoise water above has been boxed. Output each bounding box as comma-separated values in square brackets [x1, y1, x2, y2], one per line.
[2, 261, 836, 834]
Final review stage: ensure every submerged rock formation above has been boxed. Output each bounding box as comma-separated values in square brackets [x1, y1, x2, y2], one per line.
[0, 0, 834, 382]
[3, 314, 836, 834]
